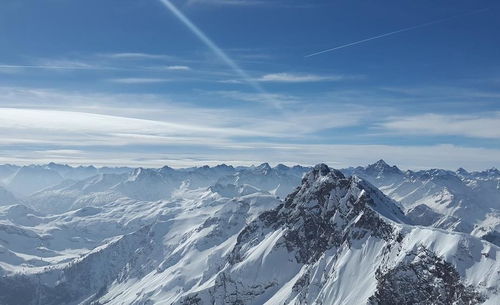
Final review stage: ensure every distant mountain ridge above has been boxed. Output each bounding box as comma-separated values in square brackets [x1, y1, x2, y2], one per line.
[1, 161, 498, 245]
[343, 159, 500, 246]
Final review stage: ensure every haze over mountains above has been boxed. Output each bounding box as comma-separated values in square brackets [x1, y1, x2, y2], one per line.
[0, 161, 498, 304]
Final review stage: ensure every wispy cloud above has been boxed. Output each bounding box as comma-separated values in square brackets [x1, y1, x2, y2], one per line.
[380, 113, 500, 139]
[2, 108, 204, 135]
[35, 59, 101, 69]
[0, 61, 105, 72]
[164, 65, 191, 71]
[0, 105, 364, 152]
[108, 78, 173, 84]
[0, 87, 370, 145]
[0, 87, 249, 127]
[381, 86, 500, 100]
[0, 56, 168, 74]
[256, 72, 345, 83]
[0, 107, 278, 148]
[102, 52, 173, 60]
[212, 90, 298, 107]
[0, 86, 498, 169]
[221, 73, 351, 84]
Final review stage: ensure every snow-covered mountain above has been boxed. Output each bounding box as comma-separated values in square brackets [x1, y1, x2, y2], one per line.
[0, 186, 17, 206]
[0, 165, 19, 182]
[13, 163, 307, 215]
[0, 164, 131, 199]
[0, 163, 498, 304]
[3, 165, 64, 197]
[168, 164, 498, 305]
[0, 182, 281, 304]
[216, 163, 310, 199]
[345, 160, 500, 246]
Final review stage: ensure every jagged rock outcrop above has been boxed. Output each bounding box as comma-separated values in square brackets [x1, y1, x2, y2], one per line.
[230, 164, 405, 265]
[369, 247, 484, 305]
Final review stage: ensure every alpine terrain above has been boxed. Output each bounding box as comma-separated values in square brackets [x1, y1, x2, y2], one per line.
[0, 162, 498, 305]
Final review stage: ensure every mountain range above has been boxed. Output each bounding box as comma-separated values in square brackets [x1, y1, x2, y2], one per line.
[0, 161, 498, 304]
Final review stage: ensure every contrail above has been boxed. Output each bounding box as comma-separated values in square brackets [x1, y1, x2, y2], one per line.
[159, 0, 265, 94]
[305, 8, 488, 58]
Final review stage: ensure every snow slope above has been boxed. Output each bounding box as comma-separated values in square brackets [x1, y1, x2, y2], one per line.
[167, 164, 498, 305]
[0, 164, 497, 305]
[345, 160, 500, 246]
[0, 187, 17, 206]
[216, 163, 309, 198]
[0, 162, 498, 305]
[18, 163, 307, 214]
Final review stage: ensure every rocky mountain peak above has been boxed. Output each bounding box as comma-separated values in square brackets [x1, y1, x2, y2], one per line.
[366, 159, 403, 176]
[128, 167, 163, 182]
[456, 167, 469, 176]
[231, 164, 405, 264]
[129, 167, 145, 179]
[214, 163, 233, 170]
[485, 167, 500, 176]
[373, 159, 389, 167]
[275, 163, 289, 171]
[255, 162, 272, 172]
[311, 162, 332, 176]
[303, 163, 343, 181]
[284, 163, 345, 210]
[283, 164, 407, 221]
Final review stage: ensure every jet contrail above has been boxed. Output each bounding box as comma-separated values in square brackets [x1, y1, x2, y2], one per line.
[159, 0, 265, 94]
[305, 8, 488, 58]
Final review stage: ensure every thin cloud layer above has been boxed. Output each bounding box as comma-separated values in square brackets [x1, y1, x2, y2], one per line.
[0, 85, 497, 169]
[103, 53, 174, 60]
[109, 78, 173, 84]
[256, 73, 344, 83]
[165, 65, 191, 71]
[381, 113, 500, 139]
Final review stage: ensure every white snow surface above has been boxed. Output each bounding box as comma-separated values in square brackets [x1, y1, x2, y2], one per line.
[344, 160, 500, 243]
[0, 162, 498, 304]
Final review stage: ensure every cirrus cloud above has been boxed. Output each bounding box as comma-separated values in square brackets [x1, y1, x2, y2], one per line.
[165, 65, 191, 71]
[256, 72, 345, 83]
[381, 113, 500, 139]
[108, 78, 173, 84]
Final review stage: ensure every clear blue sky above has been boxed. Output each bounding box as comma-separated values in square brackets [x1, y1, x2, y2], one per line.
[0, 0, 499, 169]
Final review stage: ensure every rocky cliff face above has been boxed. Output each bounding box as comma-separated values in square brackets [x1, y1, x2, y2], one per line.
[369, 247, 484, 305]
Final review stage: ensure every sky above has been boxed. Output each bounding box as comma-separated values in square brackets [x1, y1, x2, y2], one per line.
[0, 0, 499, 170]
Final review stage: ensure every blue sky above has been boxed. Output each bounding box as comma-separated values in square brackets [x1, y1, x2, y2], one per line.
[0, 0, 499, 169]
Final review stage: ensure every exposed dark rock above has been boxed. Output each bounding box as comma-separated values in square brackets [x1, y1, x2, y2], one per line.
[231, 164, 404, 264]
[482, 230, 500, 247]
[369, 247, 484, 305]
